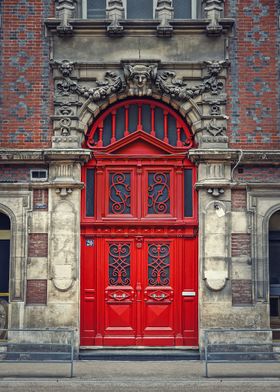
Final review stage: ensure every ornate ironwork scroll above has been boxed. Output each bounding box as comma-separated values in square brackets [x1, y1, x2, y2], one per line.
[109, 243, 131, 286]
[148, 172, 170, 214]
[109, 173, 131, 214]
[148, 244, 170, 286]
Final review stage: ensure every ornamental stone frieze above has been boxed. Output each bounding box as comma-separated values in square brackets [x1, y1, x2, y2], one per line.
[51, 59, 229, 149]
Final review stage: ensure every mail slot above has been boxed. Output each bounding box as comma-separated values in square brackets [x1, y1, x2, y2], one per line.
[182, 291, 196, 297]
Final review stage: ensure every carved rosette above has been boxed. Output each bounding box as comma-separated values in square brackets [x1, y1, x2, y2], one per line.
[52, 59, 228, 148]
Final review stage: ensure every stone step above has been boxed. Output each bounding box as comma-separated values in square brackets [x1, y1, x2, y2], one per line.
[79, 348, 200, 361]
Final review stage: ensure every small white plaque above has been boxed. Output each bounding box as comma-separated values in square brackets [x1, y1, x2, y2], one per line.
[182, 291, 196, 297]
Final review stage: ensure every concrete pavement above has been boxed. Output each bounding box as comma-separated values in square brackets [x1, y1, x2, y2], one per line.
[0, 360, 280, 391]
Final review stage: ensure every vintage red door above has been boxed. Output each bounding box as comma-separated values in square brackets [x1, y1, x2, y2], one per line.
[81, 99, 198, 346]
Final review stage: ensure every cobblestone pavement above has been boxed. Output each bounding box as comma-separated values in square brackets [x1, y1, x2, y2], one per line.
[0, 361, 280, 391]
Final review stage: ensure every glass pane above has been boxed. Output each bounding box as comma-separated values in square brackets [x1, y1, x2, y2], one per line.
[148, 172, 170, 214]
[168, 114, 177, 146]
[109, 243, 131, 286]
[173, 0, 191, 19]
[109, 173, 131, 214]
[128, 104, 138, 133]
[116, 107, 125, 141]
[148, 243, 170, 286]
[0, 240, 10, 293]
[103, 115, 112, 146]
[86, 169, 95, 217]
[87, 0, 106, 18]
[155, 107, 164, 141]
[184, 169, 193, 217]
[142, 104, 151, 133]
[127, 0, 153, 19]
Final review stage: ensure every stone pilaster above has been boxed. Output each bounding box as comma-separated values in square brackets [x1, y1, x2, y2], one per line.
[155, 0, 174, 37]
[106, 0, 125, 35]
[203, 0, 224, 35]
[55, 0, 77, 35]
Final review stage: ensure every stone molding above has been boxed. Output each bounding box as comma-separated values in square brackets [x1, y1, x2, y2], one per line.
[0, 149, 91, 163]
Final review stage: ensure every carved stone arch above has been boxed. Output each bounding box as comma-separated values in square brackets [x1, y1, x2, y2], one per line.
[78, 92, 203, 144]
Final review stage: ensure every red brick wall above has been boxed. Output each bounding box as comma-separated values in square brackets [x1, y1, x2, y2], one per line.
[226, 0, 279, 149]
[232, 279, 252, 306]
[33, 189, 49, 211]
[233, 166, 280, 183]
[0, 165, 47, 183]
[0, 0, 54, 148]
[232, 189, 247, 211]
[26, 279, 47, 305]
[28, 233, 48, 257]
[231, 233, 251, 257]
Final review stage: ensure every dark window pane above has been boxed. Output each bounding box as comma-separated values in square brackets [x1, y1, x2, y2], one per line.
[148, 172, 170, 214]
[128, 104, 138, 133]
[109, 173, 131, 214]
[155, 107, 164, 141]
[270, 297, 279, 317]
[109, 243, 131, 286]
[184, 169, 193, 217]
[86, 169, 95, 217]
[173, 0, 191, 19]
[0, 240, 10, 293]
[127, 0, 153, 19]
[116, 107, 125, 141]
[142, 104, 151, 133]
[103, 114, 112, 146]
[168, 114, 177, 146]
[87, 0, 106, 19]
[148, 243, 170, 286]
[0, 213, 10, 230]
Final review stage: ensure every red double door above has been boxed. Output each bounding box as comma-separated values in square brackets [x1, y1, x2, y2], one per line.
[81, 159, 198, 346]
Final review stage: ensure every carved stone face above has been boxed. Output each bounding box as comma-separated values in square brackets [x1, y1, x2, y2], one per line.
[133, 71, 150, 88]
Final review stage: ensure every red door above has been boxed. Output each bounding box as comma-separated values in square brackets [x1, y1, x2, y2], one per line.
[81, 99, 198, 347]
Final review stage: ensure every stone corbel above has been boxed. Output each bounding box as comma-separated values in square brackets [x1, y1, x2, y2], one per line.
[207, 187, 224, 197]
[203, 0, 224, 36]
[55, 0, 77, 35]
[155, 0, 174, 37]
[106, 0, 125, 36]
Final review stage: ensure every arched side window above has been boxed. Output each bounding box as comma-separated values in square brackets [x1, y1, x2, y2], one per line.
[0, 212, 10, 335]
[269, 210, 280, 328]
[83, 0, 202, 20]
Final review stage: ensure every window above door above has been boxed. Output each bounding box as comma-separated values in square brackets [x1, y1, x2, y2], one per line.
[81, 0, 202, 20]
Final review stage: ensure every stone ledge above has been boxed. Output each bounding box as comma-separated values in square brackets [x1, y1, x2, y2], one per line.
[189, 149, 280, 164]
[0, 149, 91, 163]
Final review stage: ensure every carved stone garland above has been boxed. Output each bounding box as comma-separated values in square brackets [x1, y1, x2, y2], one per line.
[52, 60, 228, 147]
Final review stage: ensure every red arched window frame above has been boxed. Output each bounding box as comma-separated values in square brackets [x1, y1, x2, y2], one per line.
[85, 98, 194, 150]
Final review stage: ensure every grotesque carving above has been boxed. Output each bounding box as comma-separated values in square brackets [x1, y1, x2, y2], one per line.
[123, 64, 158, 96]
[58, 59, 75, 77]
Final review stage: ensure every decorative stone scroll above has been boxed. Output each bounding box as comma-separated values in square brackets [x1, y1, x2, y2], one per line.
[203, 0, 225, 36]
[55, 0, 77, 35]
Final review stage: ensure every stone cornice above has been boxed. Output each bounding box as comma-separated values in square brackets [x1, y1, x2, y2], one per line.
[0, 149, 92, 163]
[188, 149, 280, 164]
[45, 18, 234, 34]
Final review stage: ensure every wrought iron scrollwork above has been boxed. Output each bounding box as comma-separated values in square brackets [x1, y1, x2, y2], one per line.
[109, 243, 131, 286]
[109, 173, 131, 214]
[148, 244, 170, 286]
[148, 172, 170, 214]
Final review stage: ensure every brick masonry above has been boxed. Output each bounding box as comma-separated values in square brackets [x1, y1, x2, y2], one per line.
[0, 165, 47, 183]
[233, 166, 280, 183]
[28, 233, 48, 257]
[232, 279, 253, 306]
[232, 189, 247, 211]
[33, 189, 49, 211]
[26, 279, 47, 305]
[226, 0, 280, 148]
[0, 0, 53, 148]
[232, 233, 251, 257]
